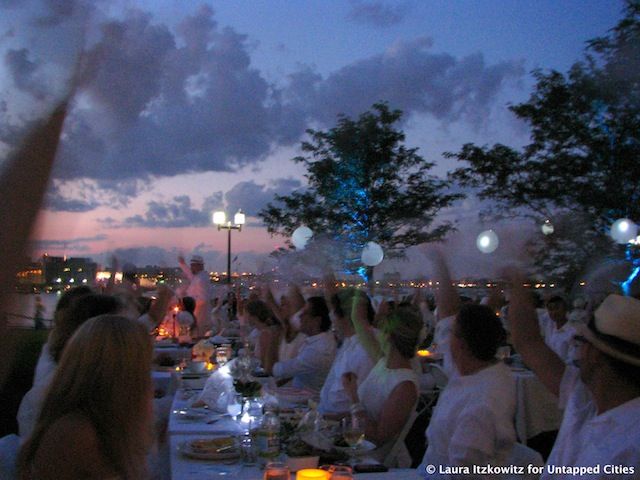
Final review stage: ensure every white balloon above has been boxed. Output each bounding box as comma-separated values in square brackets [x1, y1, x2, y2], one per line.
[541, 220, 554, 235]
[476, 230, 499, 254]
[291, 226, 313, 250]
[361, 241, 384, 266]
[610, 218, 638, 244]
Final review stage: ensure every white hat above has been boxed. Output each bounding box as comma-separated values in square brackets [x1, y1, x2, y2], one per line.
[577, 294, 640, 366]
[190, 254, 204, 265]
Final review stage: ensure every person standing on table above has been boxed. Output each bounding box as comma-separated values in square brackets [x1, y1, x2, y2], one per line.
[418, 250, 516, 478]
[178, 254, 212, 338]
[271, 296, 336, 394]
[318, 285, 376, 418]
[506, 270, 640, 480]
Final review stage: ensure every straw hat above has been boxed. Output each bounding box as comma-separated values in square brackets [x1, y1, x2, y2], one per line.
[577, 294, 640, 366]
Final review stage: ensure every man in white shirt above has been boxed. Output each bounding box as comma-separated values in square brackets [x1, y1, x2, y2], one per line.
[178, 254, 212, 337]
[508, 276, 640, 480]
[272, 296, 336, 394]
[318, 289, 376, 416]
[419, 251, 516, 479]
[538, 295, 576, 363]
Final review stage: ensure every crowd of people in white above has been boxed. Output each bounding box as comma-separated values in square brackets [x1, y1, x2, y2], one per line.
[0, 250, 639, 479]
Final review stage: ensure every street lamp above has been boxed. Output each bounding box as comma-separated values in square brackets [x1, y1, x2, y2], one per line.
[213, 209, 245, 284]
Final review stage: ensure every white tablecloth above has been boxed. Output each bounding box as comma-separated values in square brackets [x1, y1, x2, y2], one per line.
[169, 389, 243, 436]
[168, 389, 420, 480]
[513, 370, 562, 441]
[170, 434, 420, 480]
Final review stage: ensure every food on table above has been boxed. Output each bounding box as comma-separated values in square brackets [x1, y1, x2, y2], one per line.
[189, 437, 236, 454]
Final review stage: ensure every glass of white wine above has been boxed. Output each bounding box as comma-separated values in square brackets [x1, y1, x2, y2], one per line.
[341, 414, 365, 465]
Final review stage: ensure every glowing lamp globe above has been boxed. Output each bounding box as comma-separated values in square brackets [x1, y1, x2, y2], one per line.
[476, 230, 499, 254]
[541, 220, 554, 235]
[361, 241, 384, 266]
[610, 218, 638, 244]
[291, 226, 313, 250]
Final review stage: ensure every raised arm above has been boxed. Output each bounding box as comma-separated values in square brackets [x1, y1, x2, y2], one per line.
[427, 248, 460, 321]
[286, 283, 306, 314]
[0, 102, 68, 386]
[177, 255, 193, 280]
[323, 271, 339, 315]
[146, 285, 173, 330]
[260, 282, 286, 325]
[504, 269, 565, 396]
[351, 290, 383, 363]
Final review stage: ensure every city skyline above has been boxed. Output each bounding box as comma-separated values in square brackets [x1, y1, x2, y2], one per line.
[0, 0, 625, 279]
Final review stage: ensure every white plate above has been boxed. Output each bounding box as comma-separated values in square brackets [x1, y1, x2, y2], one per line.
[178, 438, 240, 461]
[333, 439, 376, 455]
[173, 408, 209, 421]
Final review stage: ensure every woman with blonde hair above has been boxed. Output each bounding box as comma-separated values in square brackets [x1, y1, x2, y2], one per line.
[18, 314, 154, 480]
[17, 293, 123, 442]
[342, 294, 422, 466]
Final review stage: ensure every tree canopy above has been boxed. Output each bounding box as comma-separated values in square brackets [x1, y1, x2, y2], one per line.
[447, 1, 640, 288]
[259, 102, 461, 277]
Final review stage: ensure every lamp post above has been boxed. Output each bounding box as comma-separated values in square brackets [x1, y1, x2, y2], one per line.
[213, 209, 245, 285]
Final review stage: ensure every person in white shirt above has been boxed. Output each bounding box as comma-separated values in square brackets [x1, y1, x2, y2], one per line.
[418, 251, 516, 478]
[178, 254, 212, 337]
[272, 296, 336, 393]
[507, 272, 640, 480]
[318, 288, 376, 417]
[539, 295, 576, 363]
[176, 296, 196, 344]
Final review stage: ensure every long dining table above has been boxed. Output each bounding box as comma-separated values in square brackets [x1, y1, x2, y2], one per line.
[166, 382, 421, 480]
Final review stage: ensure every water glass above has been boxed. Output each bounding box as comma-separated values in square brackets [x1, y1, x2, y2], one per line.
[264, 462, 290, 480]
[331, 465, 353, 479]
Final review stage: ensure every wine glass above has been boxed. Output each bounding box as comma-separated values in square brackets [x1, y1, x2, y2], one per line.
[225, 392, 243, 420]
[341, 415, 365, 466]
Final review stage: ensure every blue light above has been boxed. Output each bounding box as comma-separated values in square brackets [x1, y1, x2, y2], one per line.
[621, 266, 640, 296]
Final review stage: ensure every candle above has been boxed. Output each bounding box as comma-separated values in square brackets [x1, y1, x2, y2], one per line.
[296, 469, 329, 480]
[417, 349, 431, 357]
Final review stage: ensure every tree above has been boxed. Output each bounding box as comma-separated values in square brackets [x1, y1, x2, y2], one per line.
[259, 103, 461, 280]
[448, 2, 640, 290]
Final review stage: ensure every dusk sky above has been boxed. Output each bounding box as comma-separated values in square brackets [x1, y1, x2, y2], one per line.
[0, 0, 625, 278]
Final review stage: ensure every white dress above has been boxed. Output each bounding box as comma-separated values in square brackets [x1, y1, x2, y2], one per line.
[357, 358, 419, 464]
